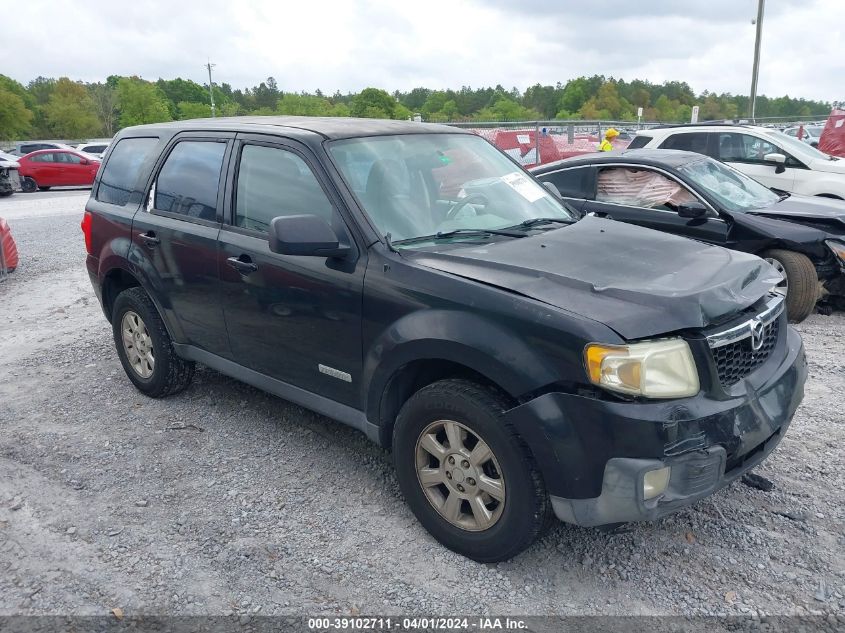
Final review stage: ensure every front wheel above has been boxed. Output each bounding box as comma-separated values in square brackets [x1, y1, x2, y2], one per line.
[763, 249, 818, 323]
[111, 287, 195, 397]
[393, 379, 551, 562]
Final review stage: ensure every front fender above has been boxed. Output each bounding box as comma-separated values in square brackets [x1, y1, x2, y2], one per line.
[362, 309, 562, 423]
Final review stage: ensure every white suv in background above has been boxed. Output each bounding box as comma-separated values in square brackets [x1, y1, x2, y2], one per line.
[629, 125, 845, 199]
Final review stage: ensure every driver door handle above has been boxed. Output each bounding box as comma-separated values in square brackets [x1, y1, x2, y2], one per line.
[138, 232, 160, 247]
[227, 255, 258, 275]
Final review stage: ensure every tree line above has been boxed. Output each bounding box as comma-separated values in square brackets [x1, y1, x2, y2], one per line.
[0, 73, 832, 141]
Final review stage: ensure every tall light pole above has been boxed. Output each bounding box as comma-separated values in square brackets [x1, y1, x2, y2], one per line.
[205, 61, 216, 118]
[749, 0, 765, 121]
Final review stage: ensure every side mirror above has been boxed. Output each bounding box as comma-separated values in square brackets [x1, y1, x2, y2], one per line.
[764, 153, 787, 173]
[676, 201, 709, 219]
[269, 214, 350, 258]
[542, 180, 562, 199]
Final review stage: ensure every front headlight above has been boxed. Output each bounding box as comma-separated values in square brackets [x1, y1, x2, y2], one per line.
[584, 338, 700, 398]
[825, 239, 845, 264]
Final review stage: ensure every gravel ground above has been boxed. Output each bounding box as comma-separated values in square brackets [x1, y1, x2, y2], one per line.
[0, 190, 843, 618]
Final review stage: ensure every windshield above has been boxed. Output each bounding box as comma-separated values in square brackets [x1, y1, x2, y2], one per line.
[678, 157, 780, 213]
[768, 130, 831, 161]
[328, 133, 574, 245]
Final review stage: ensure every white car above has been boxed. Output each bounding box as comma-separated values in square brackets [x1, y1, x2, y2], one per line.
[783, 125, 824, 148]
[629, 124, 845, 199]
[75, 142, 110, 159]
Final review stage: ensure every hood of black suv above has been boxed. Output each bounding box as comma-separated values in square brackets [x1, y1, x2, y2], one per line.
[407, 216, 781, 339]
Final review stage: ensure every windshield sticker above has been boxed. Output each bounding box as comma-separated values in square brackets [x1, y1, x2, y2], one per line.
[516, 134, 530, 144]
[502, 172, 546, 202]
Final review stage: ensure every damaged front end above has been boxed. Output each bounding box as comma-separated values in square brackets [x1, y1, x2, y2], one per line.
[502, 292, 807, 527]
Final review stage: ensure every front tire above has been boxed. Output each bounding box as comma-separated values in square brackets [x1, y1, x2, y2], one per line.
[111, 287, 195, 397]
[393, 379, 551, 562]
[763, 249, 818, 323]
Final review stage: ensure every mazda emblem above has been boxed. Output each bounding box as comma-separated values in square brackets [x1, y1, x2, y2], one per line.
[750, 319, 766, 351]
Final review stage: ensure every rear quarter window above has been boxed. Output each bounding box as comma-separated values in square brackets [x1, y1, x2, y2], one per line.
[540, 167, 591, 198]
[97, 137, 160, 206]
[626, 135, 652, 149]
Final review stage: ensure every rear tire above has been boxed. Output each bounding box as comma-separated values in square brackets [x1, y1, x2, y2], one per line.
[763, 249, 818, 323]
[111, 287, 195, 397]
[21, 177, 36, 193]
[393, 379, 552, 562]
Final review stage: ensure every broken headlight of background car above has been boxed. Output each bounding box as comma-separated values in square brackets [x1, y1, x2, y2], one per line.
[825, 240, 845, 269]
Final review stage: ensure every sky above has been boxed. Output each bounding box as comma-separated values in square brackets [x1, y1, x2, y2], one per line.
[3, 0, 843, 103]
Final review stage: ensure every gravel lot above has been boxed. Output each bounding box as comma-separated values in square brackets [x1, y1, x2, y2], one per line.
[1, 190, 843, 618]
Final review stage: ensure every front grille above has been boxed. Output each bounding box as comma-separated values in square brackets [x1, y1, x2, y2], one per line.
[712, 317, 779, 387]
[706, 294, 783, 389]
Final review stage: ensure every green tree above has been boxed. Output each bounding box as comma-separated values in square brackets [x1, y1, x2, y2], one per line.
[116, 77, 172, 127]
[42, 78, 101, 137]
[276, 93, 333, 116]
[350, 88, 396, 119]
[177, 101, 212, 119]
[0, 88, 33, 140]
[89, 83, 118, 136]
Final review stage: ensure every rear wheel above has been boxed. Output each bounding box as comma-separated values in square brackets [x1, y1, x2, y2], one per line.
[21, 177, 37, 193]
[763, 249, 818, 323]
[112, 287, 195, 397]
[393, 379, 551, 562]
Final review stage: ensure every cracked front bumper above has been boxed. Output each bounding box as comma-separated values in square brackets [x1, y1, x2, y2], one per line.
[504, 326, 807, 527]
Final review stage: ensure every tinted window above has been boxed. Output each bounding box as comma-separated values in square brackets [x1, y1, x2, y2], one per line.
[626, 135, 651, 149]
[155, 141, 226, 221]
[60, 152, 83, 164]
[660, 132, 711, 155]
[97, 137, 159, 206]
[21, 145, 42, 154]
[235, 144, 334, 232]
[541, 167, 590, 198]
[717, 133, 800, 167]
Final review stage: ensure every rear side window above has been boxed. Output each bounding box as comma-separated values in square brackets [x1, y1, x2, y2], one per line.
[97, 137, 159, 206]
[541, 167, 590, 198]
[626, 135, 651, 149]
[660, 133, 712, 156]
[235, 144, 334, 232]
[154, 141, 226, 221]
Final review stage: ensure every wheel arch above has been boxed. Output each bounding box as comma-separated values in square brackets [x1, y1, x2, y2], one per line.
[363, 310, 564, 449]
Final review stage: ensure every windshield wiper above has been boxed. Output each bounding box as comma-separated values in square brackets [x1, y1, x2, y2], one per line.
[510, 217, 574, 230]
[391, 228, 528, 246]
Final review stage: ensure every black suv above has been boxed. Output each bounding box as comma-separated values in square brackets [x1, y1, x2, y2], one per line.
[83, 117, 807, 561]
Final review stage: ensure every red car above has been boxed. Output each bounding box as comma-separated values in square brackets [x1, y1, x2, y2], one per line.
[18, 149, 100, 192]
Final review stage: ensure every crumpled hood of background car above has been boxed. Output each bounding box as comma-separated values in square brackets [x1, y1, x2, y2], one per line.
[747, 194, 845, 229]
[408, 216, 781, 339]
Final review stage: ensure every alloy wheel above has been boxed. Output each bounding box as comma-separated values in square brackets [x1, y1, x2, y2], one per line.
[414, 419, 506, 531]
[764, 257, 789, 297]
[121, 311, 155, 378]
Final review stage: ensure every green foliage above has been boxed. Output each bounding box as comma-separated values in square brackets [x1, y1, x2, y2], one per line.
[2, 72, 834, 143]
[0, 88, 33, 140]
[41, 78, 101, 138]
[116, 77, 172, 127]
[177, 101, 212, 119]
[351, 88, 397, 119]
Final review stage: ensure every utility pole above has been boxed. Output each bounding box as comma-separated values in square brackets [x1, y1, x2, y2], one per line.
[749, 0, 765, 121]
[205, 61, 216, 118]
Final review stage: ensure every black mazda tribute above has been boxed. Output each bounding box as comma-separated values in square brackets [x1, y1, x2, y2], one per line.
[83, 117, 807, 561]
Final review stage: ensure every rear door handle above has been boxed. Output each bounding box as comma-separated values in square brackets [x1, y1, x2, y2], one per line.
[227, 255, 258, 275]
[138, 232, 160, 247]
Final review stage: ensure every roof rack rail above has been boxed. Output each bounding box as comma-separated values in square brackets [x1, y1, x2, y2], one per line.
[649, 122, 755, 130]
